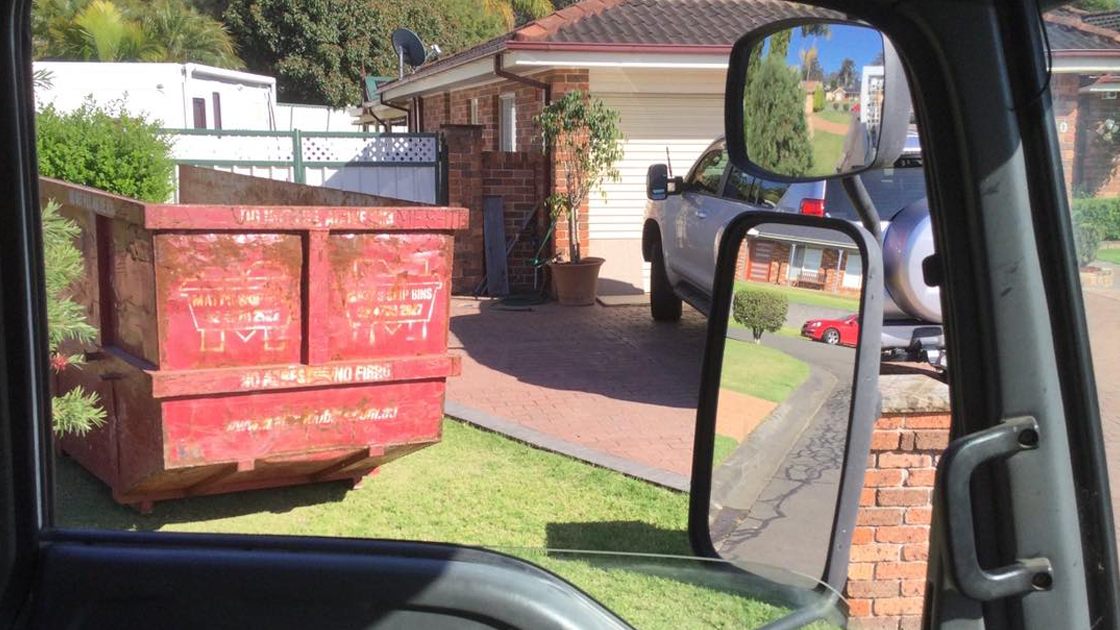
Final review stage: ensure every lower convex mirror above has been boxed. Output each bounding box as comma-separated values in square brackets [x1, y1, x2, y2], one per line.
[695, 218, 882, 594]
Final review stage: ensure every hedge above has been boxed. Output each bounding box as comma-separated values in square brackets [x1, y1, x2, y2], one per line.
[36, 100, 175, 202]
[1072, 197, 1120, 241]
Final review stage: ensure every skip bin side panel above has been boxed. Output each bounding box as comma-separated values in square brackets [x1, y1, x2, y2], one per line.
[326, 233, 453, 361]
[161, 380, 446, 468]
[154, 233, 304, 370]
[109, 219, 160, 365]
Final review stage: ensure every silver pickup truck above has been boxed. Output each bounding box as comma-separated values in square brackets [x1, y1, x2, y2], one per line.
[642, 136, 945, 367]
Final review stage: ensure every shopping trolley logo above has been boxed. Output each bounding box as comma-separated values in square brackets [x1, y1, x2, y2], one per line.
[178, 262, 293, 353]
[346, 280, 441, 344]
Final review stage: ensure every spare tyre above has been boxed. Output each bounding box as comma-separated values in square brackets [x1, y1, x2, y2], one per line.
[882, 199, 941, 323]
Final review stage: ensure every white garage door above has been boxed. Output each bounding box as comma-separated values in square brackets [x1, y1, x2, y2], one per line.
[589, 94, 725, 293]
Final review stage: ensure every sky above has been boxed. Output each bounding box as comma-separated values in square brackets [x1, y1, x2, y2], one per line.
[782, 25, 883, 77]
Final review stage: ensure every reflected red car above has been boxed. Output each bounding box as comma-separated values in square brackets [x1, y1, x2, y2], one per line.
[802, 314, 859, 346]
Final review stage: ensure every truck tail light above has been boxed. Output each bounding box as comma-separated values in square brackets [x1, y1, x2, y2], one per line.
[799, 198, 825, 216]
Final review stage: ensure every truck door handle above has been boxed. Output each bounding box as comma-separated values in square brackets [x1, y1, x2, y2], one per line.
[941, 416, 1052, 601]
[695, 211, 709, 219]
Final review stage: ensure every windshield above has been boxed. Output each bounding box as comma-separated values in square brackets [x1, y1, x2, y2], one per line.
[823, 167, 928, 221]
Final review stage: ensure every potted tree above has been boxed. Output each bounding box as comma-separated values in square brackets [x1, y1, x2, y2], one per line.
[535, 90, 623, 306]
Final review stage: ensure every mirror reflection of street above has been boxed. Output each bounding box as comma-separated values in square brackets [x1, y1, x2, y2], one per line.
[710, 332, 855, 582]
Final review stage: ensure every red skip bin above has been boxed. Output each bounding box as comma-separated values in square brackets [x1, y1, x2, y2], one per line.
[44, 176, 467, 513]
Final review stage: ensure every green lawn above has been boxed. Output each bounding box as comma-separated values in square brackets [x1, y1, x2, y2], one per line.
[735, 280, 860, 312]
[720, 338, 810, 403]
[808, 130, 846, 178]
[713, 434, 739, 468]
[1097, 248, 1120, 265]
[56, 419, 801, 630]
[816, 109, 853, 125]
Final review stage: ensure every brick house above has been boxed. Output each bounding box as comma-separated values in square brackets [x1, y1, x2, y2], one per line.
[736, 224, 863, 295]
[362, 1, 1120, 296]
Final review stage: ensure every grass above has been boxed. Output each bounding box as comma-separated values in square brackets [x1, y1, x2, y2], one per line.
[1096, 248, 1120, 265]
[56, 418, 803, 630]
[735, 280, 860, 312]
[816, 109, 853, 125]
[713, 434, 739, 468]
[809, 130, 847, 178]
[719, 338, 810, 403]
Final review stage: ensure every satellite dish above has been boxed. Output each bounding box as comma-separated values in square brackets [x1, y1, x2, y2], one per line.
[391, 28, 427, 77]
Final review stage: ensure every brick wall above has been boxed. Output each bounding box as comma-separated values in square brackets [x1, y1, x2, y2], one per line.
[845, 375, 951, 630]
[481, 151, 547, 290]
[1050, 72, 1120, 198]
[443, 125, 485, 293]
[738, 239, 860, 296]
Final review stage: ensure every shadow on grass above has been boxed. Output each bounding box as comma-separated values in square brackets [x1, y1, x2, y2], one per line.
[54, 456, 351, 531]
[546, 520, 691, 555]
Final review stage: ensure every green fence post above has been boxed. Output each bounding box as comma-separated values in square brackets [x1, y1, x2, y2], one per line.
[292, 129, 305, 184]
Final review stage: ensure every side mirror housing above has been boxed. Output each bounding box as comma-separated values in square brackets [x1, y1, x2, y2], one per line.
[724, 19, 912, 182]
[647, 164, 669, 200]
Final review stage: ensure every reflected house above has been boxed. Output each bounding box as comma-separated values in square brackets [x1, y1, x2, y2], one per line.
[735, 224, 862, 295]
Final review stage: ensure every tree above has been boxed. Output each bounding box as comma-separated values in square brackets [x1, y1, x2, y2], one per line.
[41, 199, 108, 436]
[32, 0, 243, 68]
[813, 84, 825, 112]
[535, 90, 624, 264]
[140, 0, 242, 68]
[837, 58, 856, 89]
[732, 288, 788, 342]
[799, 46, 824, 81]
[744, 53, 814, 177]
[223, 0, 508, 106]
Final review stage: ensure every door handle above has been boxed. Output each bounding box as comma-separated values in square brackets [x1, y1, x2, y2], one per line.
[941, 416, 1052, 601]
[695, 211, 709, 219]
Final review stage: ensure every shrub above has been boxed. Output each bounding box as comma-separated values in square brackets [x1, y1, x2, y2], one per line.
[812, 85, 825, 112]
[842, 102, 850, 112]
[1074, 219, 1104, 267]
[732, 289, 788, 342]
[1072, 197, 1120, 241]
[42, 199, 107, 436]
[36, 100, 175, 202]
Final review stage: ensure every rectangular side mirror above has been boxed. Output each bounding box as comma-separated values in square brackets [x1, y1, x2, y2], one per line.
[647, 164, 669, 200]
[690, 211, 884, 595]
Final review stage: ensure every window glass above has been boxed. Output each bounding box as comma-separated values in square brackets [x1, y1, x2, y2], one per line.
[499, 95, 516, 151]
[822, 167, 927, 220]
[723, 166, 757, 203]
[688, 148, 728, 195]
[756, 179, 791, 208]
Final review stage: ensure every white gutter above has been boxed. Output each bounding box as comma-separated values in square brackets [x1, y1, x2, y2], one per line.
[503, 49, 730, 70]
[1051, 54, 1120, 73]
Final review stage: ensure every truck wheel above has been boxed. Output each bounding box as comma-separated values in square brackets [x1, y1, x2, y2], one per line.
[823, 328, 840, 345]
[650, 245, 682, 322]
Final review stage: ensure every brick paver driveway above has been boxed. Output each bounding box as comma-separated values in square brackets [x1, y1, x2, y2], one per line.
[447, 298, 706, 479]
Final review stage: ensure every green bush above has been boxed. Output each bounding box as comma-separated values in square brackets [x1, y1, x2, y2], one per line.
[1072, 197, 1120, 241]
[732, 289, 788, 342]
[842, 102, 850, 112]
[812, 85, 825, 112]
[36, 100, 175, 202]
[1074, 219, 1104, 267]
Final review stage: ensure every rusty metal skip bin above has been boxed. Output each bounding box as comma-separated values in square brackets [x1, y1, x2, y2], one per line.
[43, 177, 467, 512]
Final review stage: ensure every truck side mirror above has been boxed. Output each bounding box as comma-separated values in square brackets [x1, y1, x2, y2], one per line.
[647, 164, 684, 200]
[724, 20, 912, 182]
[647, 164, 670, 200]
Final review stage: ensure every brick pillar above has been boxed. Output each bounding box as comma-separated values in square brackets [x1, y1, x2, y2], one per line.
[845, 374, 950, 630]
[442, 124, 485, 293]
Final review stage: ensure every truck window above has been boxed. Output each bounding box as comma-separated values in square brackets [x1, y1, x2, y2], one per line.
[756, 179, 791, 208]
[823, 167, 927, 220]
[688, 148, 729, 195]
[723, 166, 757, 203]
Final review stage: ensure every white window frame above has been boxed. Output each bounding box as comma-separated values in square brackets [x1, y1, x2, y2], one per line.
[499, 94, 516, 152]
[842, 252, 863, 288]
[470, 98, 480, 125]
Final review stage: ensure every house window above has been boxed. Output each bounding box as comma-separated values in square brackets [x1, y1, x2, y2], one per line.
[192, 97, 206, 129]
[470, 98, 480, 125]
[499, 94, 516, 151]
[842, 252, 863, 288]
[212, 92, 222, 130]
[788, 246, 823, 282]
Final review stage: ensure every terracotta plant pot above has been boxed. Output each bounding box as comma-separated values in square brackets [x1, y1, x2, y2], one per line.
[550, 257, 605, 306]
